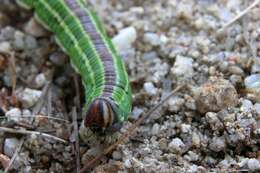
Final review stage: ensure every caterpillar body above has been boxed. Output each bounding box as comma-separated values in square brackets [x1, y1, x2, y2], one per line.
[16, 0, 132, 133]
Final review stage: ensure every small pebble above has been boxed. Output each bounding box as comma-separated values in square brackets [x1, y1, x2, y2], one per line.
[168, 137, 185, 153]
[181, 124, 191, 133]
[124, 159, 132, 168]
[185, 151, 199, 162]
[188, 164, 198, 173]
[24, 17, 48, 37]
[240, 99, 253, 112]
[167, 97, 185, 112]
[1, 26, 15, 40]
[112, 151, 122, 160]
[49, 52, 68, 66]
[24, 35, 37, 49]
[205, 112, 223, 131]
[143, 82, 158, 96]
[0, 41, 11, 53]
[251, 57, 260, 73]
[192, 132, 200, 148]
[131, 107, 144, 120]
[228, 65, 244, 75]
[209, 136, 226, 152]
[5, 108, 22, 121]
[13, 30, 25, 50]
[143, 32, 160, 46]
[194, 77, 238, 113]
[151, 123, 160, 135]
[4, 138, 19, 157]
[17, 88, 42, 108]
[254, 103, 260, 114]
[176, 2, 193, 20]
[112, 26, 137, 50]
[171, 55, 194, 80]
[247, 158, 260, 171]
[35, 73, 47, 88]
[244, 74, 260, 89]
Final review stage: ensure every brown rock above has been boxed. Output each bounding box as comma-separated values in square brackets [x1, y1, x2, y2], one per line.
[194, 77, 238, 113]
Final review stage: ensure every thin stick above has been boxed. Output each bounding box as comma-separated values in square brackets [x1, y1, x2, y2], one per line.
[80, 85, 185, 173]
[73, 74, 81, 110]
[0, 114, 70, 123]
[8, 52, 17, 106]
[47, 85, 52, 117]
[0, 127, 67, 143]
[71, 107, 80, 173]
[240, 3, 257, 61]
[4, 138, 25, 173]
[32, 81, 52, 115]
[9, 52, 16, 96]
[219, 0, 260, 31]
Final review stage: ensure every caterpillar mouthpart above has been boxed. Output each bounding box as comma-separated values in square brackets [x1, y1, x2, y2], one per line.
[84, 97, 120, 133]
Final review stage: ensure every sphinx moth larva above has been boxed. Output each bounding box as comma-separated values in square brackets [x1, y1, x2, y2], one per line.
[16, 0, 132, 133]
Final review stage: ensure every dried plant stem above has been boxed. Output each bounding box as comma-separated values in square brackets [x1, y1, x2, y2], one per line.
[71, 107, 80, 173]
[0, 114, 70, 123]
[0, 127, 67, 143]
[220, 0, 260, 31]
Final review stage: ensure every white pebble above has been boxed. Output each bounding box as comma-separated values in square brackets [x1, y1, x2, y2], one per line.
[209, 136, 225, 152]
[132, 107, 143, 120]
[13, 31, 25, 50]
[22, 109, 31, 115]
[188, 164, 198, 173]
[143, 32, 160, 46]
[112, 26, 137, 51]
[112, 151, 122, 160]
[192, 132, 201, 147]
[159, 34, 168, 45]
[124, 159, 132, 168]
[35, 73, 47, 88]
[167, 97, 185, 112]
[181, 124, 191, 133]
[251, 57, 260, 73]
[240, 99, 253, 112]
[17, 88, 42, 108]
[254, 103, 260, 114]
[247, 158, 260, 171]
[144, 82, 158, 96]
[0, 41, 11, 53]
[171, 55, 194, 80]
[168, 137, 185, 153]
[151, 123, 160, 135]
[4, 138, 20, 157]
[176, 2, 193, 20]
[244, 74, 260, 89]
[5, 108, 22, 121]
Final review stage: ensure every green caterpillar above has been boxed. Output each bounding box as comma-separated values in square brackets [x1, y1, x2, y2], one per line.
[16, 0, 132, 133]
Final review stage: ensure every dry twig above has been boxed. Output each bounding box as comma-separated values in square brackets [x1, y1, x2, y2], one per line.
[219, 0, 260, 31]
[0, 127, 67, 143]
[0, 114, 70, 123]
[71, 107, 80, 173]
[32, 81, 52, 115]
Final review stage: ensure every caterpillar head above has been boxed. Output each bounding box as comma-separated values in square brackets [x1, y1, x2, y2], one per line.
[84, 98, 122, 134]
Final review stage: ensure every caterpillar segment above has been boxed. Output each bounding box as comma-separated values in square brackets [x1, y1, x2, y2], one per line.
[16, 0, 132, 133]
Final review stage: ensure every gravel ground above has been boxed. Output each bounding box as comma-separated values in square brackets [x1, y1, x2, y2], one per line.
[0, 0, 259, 172]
